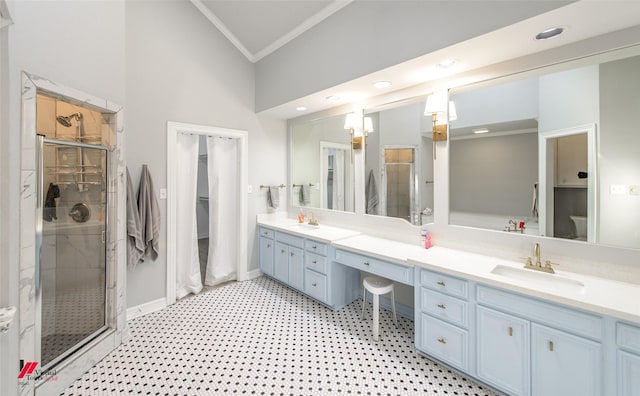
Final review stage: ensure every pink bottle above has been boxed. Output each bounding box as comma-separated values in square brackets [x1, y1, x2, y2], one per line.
[425, 234, 432, 249]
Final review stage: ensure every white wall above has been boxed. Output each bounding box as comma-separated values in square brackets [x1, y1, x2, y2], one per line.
[255, 1, 567, 111]
[4, 1, 125, 394]
[125, 1, 287, 307]
[599, 55, 640, 248]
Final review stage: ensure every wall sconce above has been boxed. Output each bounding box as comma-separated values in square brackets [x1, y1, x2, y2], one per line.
[424, 90, 456, 159]
[344, 112, 362, 149]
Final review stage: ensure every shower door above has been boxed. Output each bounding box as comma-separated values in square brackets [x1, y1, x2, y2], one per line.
[36, 136, 108, 370]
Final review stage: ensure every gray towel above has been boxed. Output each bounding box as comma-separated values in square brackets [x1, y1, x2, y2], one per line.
[138, 165, 160, 261]
[126, 167, 145, 269]
[299, 184, 311, 205]
[366, 169, 379, 215]
[267, 186, 279, 209]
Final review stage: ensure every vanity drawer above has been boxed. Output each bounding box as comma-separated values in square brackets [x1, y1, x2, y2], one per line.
[421, 288, 468, 328]
[477, 285, 603, 340]
[305, 252, 328, 275]
[305, 240, 328, 256]
[617, 322, 640, 354]
[304, 269, 328, 304]
[334, 249, 413, 285]
[259, 227, 274, 239]
[420, 269, 468, 299]
[420, 313, 469, 371]
[275, 231, 305, 249]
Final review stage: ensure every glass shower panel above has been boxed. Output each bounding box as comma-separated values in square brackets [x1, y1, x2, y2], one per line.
[40, 139, 107, 368]
[384, 148, 416, 223]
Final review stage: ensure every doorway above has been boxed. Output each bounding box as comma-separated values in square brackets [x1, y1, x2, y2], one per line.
[166, 122, 248, 305]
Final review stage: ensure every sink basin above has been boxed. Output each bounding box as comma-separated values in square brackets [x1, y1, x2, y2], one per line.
[288, 223, 320, 231]
[491, 264, 585, 294]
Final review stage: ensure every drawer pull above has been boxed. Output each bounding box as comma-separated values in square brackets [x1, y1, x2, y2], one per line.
[437, 281, 446, 287]
[549, 341, 554, 352]
[437, 338, 447, 344]
[364, 261, 370, 266]
[312, 260, 317, 264]
[263, 231, 268, 235]
[312, 245, 317, 250]
[312, 282, 317, 287]
[509, 327, 513, 337]
[437, 304, 446, 310]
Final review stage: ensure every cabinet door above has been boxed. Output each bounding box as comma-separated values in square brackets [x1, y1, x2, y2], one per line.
[288, 246, 304, 291]
[477, 306, 530, 396]
[259, 236, 274, 276]
[618, 350, 640, 396]
[532, 323, 602, 396]
[274, 242, 289, 283]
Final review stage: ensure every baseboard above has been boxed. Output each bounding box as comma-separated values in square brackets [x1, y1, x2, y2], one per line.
[126, 297, 167, 321]
[374, 294, 415, 320]
[243, 268, 263, 280]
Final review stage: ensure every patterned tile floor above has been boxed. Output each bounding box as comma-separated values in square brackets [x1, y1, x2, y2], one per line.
[63, 277, 497, 395]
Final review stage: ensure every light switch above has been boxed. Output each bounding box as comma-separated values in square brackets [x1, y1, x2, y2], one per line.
[159, 188, 167, 199]
[610, 185, 626, 196]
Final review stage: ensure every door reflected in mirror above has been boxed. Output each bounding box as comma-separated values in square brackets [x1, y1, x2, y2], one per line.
[449, 48, 640, 250]
[290, 114, 354, 212]
[365, 100, 434, 225]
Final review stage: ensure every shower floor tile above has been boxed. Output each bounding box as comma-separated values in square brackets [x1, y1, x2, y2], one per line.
[62, 276, 497, 395]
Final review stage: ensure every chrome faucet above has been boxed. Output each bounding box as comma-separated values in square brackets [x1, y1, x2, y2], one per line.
[523, 242, 555, 274]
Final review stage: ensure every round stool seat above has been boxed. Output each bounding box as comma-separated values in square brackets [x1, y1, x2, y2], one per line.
[361, 276, 397, 341]
[363, 276, 394, 295]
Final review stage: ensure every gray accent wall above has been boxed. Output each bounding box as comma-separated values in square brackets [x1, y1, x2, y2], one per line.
[255, 1, 570, 112]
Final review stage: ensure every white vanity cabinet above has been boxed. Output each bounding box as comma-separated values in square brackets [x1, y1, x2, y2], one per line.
[617, 322, 640, 396]
[415, 269, 470, 372]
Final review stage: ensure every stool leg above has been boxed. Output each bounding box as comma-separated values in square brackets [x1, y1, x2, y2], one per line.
[361, 288, 367, 319]
[390, 289, 398, 326]
[373, 293, 380, 341]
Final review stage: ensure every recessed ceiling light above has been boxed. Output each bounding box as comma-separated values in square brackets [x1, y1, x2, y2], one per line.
[473, 128, 490, 134]
[296, 106, 307, 111]
[437, 59, 456, 69]
[326, 95, 341, 102]
[373, 81, 391, 89]
[535, 27, 564, 41]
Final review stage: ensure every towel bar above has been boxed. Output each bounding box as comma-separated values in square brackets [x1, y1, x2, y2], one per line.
[260, 184, 285, 189]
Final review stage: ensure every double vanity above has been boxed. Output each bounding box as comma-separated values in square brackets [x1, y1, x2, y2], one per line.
[257, 215, 640, 396]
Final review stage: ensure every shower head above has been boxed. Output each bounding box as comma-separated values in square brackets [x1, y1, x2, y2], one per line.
[56, 112, 83, 128]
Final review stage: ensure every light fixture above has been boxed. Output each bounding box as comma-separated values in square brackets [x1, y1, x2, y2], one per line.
[437, 59, 456, 69]
[296, 106, 307, 111]
[344, 112, 361, 149]
[363, 117, 374, 136]
[425, 90, 456, 159]
[373, 81, 391, 89]
[473, 128, 490, 134]
[535, 27, 564, 41]
[326, 95, 341, 102]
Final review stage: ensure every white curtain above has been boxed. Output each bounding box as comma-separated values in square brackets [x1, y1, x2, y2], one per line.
[175, 133, 202, 299]
[204, 136, 238, 286]
[332, 149, 345, 211]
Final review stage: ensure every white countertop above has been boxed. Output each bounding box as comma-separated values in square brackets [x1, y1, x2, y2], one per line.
[258, 216, 640, 324]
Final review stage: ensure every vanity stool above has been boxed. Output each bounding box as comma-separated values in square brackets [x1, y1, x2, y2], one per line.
[361, 276, 397, 341]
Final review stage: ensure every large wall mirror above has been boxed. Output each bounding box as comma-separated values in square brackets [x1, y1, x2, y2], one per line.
[290, 113, 355, 212]
[364, 100, 434, 225]
[449, 46, 640, 250]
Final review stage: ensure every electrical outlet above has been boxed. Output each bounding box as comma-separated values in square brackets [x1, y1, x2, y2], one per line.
[629, 185, 640, 196]
[610, 185, 626, 195]
[248, 185, 253, 194]
[159, 188, 167, 199]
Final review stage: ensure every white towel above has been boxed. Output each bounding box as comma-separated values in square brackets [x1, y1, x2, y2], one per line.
[267, 186, 279, 209]
[126, 167, 145, 269]
[366, 169, 379, 215]
[138, 165, 160, 261]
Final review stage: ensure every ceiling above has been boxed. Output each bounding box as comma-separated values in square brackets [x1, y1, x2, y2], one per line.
[191, 0, 351, 62]
[190, 1, 640, 119]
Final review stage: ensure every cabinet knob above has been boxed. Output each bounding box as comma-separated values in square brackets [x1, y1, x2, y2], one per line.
[312, 282, 317, 287]
[436, 281, 446, 287]
[267, 244, 271, 248]
[437, 304, 446, 310]
[509, 327, 513, 337]
[549, 341, 554, 352]
[363, 261, 370, 266]
[281, 249, 285, 254]
[290, 252, 294, 257]
[437, 338, 447, 344]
